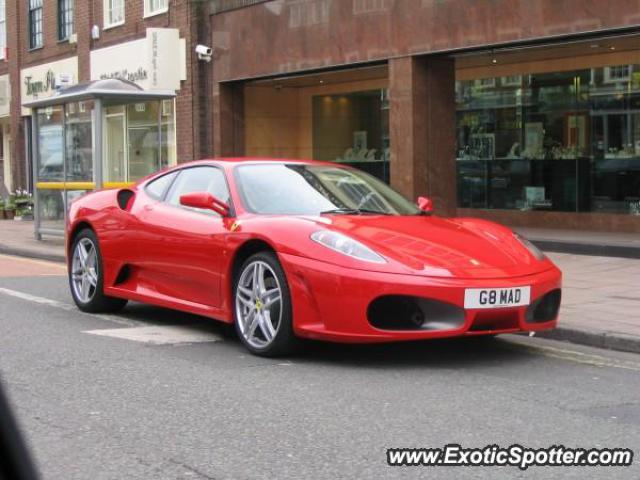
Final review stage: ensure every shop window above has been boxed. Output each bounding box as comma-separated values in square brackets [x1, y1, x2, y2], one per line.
[312, 89, 390, 183]
[456, 62, 640, 216]
[104, 0, 125, 28]
[128, 102, 162, 180]
[104, 101, 176, 183]
[0, 0, 6, 60]
[58, 0, 74, 41]
[144, 0, 168, 17]
[28, 0, 43, 49]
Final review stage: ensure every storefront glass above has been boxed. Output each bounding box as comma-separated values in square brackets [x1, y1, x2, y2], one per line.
[104, 100, 177, 182]
[456, 63, 640, 215]
[312, 89, 390, 183]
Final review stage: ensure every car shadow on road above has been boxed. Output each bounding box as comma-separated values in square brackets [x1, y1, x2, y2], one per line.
[114, 303, 538, 369]
[290, 336, 537, 370]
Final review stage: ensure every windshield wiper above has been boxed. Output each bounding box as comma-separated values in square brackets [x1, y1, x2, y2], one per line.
[320, 208, 390, 215]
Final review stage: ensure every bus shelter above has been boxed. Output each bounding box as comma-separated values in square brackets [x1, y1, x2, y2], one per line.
[24, 79, 176, 239]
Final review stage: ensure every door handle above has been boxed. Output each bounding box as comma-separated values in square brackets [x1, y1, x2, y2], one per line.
[144, 205, 154, 212]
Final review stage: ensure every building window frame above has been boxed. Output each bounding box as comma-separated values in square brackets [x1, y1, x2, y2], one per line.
[58, 0, 74, 42]
[0, 0, 6, 60]
[143, 0, 169, 18]
[28, 0, 44, 50]
[103, 0, 125, 29]
[604, 65, 632, 84]
[474, 77, 496, 89]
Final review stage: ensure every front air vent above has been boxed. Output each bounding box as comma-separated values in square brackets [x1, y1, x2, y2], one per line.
[526, 289, 562, 323]
[367, 295, 465, 331]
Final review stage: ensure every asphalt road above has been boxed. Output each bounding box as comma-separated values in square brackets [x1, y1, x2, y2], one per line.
[0, 254, 639, 480]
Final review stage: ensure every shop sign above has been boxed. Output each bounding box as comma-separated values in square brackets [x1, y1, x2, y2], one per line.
[90, 28, 186, 92]
[21, 56, 79, 114]
[24, 70, 57, 97]
[99, 67, 149, 83]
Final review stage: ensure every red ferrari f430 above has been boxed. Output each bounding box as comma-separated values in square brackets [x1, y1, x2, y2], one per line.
[67, 159, 561, 356]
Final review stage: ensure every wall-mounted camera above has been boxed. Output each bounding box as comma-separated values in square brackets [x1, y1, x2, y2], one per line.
[195, 45, 213, 63]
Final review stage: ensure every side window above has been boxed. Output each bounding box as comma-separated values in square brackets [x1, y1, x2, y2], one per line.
[166, 167, 230, 213]
[145, 171, 178, 200]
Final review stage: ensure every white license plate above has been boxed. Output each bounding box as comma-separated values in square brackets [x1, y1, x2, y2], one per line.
[464, 286, 531, 309]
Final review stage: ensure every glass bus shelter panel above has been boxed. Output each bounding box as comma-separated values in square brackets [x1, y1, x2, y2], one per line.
[65, 101, 94, 183]
[37, 107, 64, 183]
[37, 189, 65, 232]
[105, 106, 127, 183]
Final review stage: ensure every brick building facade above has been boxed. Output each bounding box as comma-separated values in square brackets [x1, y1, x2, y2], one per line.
[1, 0, 639, 235]
[210, 0, 640, 233]
[0, 0, 212, 195]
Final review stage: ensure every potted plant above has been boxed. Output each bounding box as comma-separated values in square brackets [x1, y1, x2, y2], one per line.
[4, 194, 16, 220]
[13, 189, 34, 221]
[0, 198, 5, 220]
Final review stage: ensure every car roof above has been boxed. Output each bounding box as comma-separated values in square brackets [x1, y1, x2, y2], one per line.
[136, 157, 346, 187]
[178, 157, 342, 168]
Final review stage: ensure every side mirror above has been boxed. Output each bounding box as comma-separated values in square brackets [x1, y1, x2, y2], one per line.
[180, 191, 230, 217]
[417, 196, 434, 214]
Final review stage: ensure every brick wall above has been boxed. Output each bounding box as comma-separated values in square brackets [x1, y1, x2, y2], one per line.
[3, 0, 212, 191]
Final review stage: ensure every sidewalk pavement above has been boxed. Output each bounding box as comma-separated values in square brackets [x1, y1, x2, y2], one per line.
[515, 227, 640, 259]
[0, 220, 65, 263]
[1, 220, 639, 354]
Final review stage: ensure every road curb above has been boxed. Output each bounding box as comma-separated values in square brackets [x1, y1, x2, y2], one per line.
[531, 240, 640, 260]
[0, 244, 66, 264]
[537, 327, 640, 355]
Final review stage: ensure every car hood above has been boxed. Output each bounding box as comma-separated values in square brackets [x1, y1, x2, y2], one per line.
[301, 214, 552, 278]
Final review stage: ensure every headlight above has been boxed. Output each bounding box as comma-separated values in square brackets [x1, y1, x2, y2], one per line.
[515, 234, 546, 261]
[311, 230, 386, 264]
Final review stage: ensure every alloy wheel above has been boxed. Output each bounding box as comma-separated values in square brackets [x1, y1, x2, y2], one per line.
[235, 260, 283, 349]
[71, 238, 99, 304]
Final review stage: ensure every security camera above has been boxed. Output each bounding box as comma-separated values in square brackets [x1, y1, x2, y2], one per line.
[195, 45, 212, 56]
[195, 44, 213, 62]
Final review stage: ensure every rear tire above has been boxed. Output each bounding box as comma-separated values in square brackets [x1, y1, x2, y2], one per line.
[69, 228, 128, 313]
[233, 251, 298, 357]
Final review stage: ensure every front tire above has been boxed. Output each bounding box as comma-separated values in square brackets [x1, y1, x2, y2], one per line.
[234, 251, 298, 357]
[69, 228, 127, 313]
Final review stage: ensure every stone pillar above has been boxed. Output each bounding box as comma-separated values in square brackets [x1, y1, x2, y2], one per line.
[389, 55, 456, 216]
[213, 81, 244, 158]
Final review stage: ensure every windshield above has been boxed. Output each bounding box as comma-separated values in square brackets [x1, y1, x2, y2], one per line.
[234, 164, 421, 216]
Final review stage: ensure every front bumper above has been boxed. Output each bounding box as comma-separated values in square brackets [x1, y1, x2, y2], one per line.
[280, 253, 561, 343]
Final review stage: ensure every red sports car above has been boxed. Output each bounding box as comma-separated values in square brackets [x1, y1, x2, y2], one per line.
[67, 159, 561, 356]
